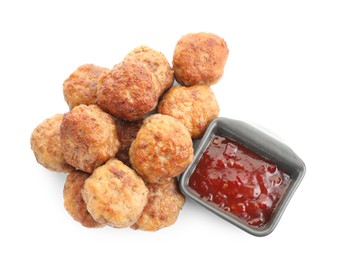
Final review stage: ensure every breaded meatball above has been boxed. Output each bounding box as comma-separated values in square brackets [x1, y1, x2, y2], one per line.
[173, 32, 229, 86]
[114, 118, 143, 167]
[63, 64, 110, 110]
[97, 60, 160, 121]
[60, 104, 120, 173]
[125, 46, 174, 95]
[158, 85, 220, 139]
[82, 158, 149, 228]
[131, 178, 185, 231]
[31, 114, 73, 172]
[63, 170, 104, 228]
[129, 114, 194, 183]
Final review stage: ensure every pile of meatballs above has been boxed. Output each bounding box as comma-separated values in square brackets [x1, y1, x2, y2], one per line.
[30, 32, 229, 231]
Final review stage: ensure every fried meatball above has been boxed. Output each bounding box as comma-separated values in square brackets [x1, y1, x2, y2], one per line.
[60, 104, 120, 173]
[158, 85, 220, 139]
[82, 158, 149, 228]
[31, 114, 73, 172]
[97, 60, 160, 121]
[129, 114, 194, 183]
[125, 46, 174, 95]
[114, 118, 143, 167]
[173, 32, 229, 86]
[63, 64, 110, 110]
[63, 170, 104, 228]
[131, 178, 185, 231]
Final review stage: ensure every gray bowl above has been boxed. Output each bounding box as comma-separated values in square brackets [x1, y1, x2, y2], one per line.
[179, 117, 306, 236]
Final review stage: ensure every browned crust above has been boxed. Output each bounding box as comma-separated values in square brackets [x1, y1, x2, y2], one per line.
[131, 178, 186, 231]
[158, 85, 220, 138]
[129, 114, 194, 183]
[173, 32, 229, 86]
[30, 114, 74, 172]
[82, 158, 149, 228]
[125, 46, 174, 95]
[114, 118, 143, 167]
[60, 104, 120, 173]
[97, 60, 159, 121]
[63, 170, 104, 228]
[63, 64, 110, 109]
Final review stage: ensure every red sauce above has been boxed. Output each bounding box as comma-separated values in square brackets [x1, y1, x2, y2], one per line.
[189, 135, 291, 227]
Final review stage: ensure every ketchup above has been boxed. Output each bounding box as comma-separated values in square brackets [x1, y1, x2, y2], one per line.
[188, 135, 291, 227]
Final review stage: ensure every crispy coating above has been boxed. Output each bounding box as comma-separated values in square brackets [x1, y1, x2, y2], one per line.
[158, 85, 220, 139]
[173, 32, 229, 86]
[82, 158, 149, 228]
[125, 46, 174, 95]
[31, 114, 73, 172]
[131, 178, 185, 231]
[63, 170, 104, 228]
[114, 118, 143, 167]
[97, 60, 160, 121]
[60, 104, 120, 173]
[129, 114, 194, 183]
[63, 64, 110, 110]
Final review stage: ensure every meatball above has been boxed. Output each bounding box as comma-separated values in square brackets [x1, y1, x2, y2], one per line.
[63, 170, 104, 228]
[31, 114, 73, 172]
[131, 178, 186, 231]
[114, 118, 143, 167]
[125, 45, 174, 95]
[63, 64, 110, 110]
[97, 60, 160, 121]
[129, 114, 194, 183]
[158, 85, 220, 139]
[60, 104, 120, 173]
[82, 158, 149, 228]
[173, 32, 229, 86]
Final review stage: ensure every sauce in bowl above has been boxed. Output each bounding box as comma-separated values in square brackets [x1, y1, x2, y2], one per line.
[188, 135, 291, 227]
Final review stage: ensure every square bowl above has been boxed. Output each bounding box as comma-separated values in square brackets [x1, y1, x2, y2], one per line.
[179, 117, 306, 236]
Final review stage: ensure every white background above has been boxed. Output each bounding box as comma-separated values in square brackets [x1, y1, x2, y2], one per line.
[1, 0, 336, 259]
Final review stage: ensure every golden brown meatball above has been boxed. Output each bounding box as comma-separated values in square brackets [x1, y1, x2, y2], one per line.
[125, 46, 174, 95]
[173, 32, 229, 86]
[82, 158, 149, 228]
[63, 64, 110, 110]
[31, 114, 73, 172]
[63, 170, 104, 228]
[129, 114, 194, 183]
[114, 118, 143, 167]
[158, 85, 220, 139]
[131, 178, 186, 231]
[60, 104, 120, 173]
[97, 60, 160, 121]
